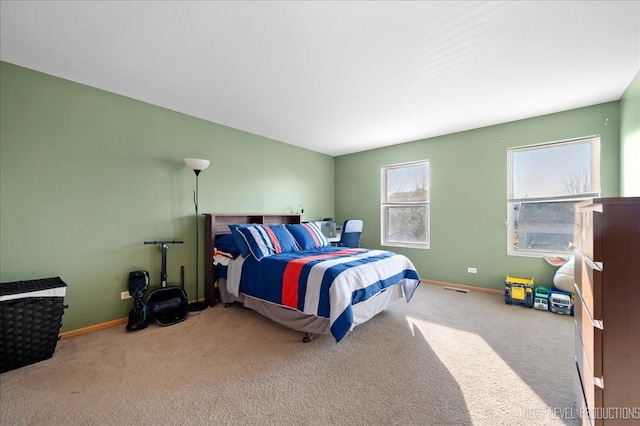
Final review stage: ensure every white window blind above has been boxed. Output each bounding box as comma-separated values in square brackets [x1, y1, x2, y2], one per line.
[508, 136, 600, 202]
[507, 136, 601, 256]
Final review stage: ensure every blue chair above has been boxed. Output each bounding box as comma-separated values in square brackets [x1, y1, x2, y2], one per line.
[338, 220, 363, 248]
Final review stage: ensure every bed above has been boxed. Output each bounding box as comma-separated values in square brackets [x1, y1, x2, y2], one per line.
[203, 213, 421, 342]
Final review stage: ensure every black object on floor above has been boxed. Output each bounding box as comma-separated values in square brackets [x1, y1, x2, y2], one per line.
[126, 270, 149, 331]
[144, 240, 188, 326]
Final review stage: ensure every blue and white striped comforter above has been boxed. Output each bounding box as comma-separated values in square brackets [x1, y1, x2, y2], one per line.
[226, 247, 420, 341]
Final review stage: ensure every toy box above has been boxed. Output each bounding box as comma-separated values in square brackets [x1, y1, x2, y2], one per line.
[534, 286, 550, 311]
[549, 288, 574, 315]
[504, 276, 534, 308]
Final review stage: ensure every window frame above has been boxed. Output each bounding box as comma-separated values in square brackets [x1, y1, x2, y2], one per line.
[381, 159, 430, 249]
[506, 135, 601, 257]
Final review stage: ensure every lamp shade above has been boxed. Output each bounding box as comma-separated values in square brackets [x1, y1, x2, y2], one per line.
[184, 158, 210, 172]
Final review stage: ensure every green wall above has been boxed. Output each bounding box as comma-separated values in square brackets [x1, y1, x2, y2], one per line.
[621, 70, 640, 196]
[2, 59, 634, 332]
[0, 62, 334, 332]
[335, 102, 621, 291]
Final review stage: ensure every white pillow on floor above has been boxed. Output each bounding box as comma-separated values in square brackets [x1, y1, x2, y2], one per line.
[553, 257, 575, 293]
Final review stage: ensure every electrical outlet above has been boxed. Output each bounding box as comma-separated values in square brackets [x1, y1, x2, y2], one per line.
[121, 291, 132, 300]
[467, 267, 478, 274]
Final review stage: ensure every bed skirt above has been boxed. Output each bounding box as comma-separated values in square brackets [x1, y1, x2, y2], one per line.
[218, 278, 404, 337]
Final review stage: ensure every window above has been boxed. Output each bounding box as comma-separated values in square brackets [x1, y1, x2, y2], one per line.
[381, 160, 429, 249]
[507, 136, 600, 256]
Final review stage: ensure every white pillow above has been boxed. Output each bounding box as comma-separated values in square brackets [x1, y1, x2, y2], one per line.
[553, 257, 575, 293]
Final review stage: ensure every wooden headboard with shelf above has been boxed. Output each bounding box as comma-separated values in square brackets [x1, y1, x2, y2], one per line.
[202, 213, 302, 306]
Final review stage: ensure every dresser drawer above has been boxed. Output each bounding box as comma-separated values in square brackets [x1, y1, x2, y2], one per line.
[575, 329, 603, 425]
[574, 285, 603, 385]
[574, 318, 603, 385]
[575, 208, 602, 262]
[574, 359, 592, 426]
[574, 251, 602, 322]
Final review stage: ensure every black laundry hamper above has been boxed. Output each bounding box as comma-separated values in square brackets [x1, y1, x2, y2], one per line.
[144, 240, 188, 326]
[0, 277, 68, 373]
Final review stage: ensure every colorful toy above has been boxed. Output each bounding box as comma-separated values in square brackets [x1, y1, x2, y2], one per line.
[549, 288, 574, 315]
[504, 276, 534, 308]
[533, 286, 550, 311]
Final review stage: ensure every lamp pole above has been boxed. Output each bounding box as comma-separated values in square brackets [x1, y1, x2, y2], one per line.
[184, 158, 210, 312]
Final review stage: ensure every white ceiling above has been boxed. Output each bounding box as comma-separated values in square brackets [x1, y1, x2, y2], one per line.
[1, 1, 639, 156]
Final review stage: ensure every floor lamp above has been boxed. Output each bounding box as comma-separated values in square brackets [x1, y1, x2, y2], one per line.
[184, 158, 210, 312]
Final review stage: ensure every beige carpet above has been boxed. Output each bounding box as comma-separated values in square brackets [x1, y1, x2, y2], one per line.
[0, 283, 579, 425]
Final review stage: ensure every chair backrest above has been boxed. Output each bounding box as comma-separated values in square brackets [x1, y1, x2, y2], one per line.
[339, 219, 363, 248]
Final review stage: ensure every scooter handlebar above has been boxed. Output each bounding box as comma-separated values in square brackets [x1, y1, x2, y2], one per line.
[144, 240, 184, 245]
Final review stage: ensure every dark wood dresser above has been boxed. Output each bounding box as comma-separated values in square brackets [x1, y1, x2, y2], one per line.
[573, 197, 640, 425]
